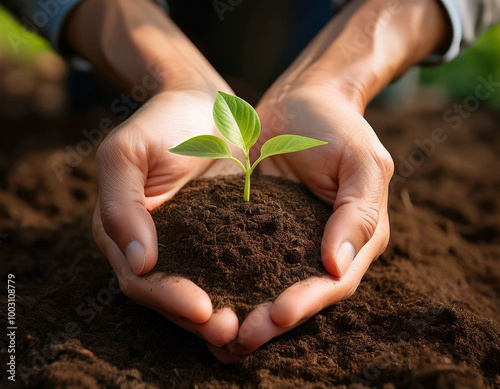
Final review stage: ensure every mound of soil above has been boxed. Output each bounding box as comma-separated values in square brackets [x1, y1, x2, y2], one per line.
[150, 175, 330, 317]
[1, 107, 499, 388]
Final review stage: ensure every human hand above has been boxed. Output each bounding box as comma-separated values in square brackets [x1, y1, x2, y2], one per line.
[63, 0, 247, 354]
[208, 0, 449, 360]
[92, 89, 242, 349]
[209, 80, 393, 360]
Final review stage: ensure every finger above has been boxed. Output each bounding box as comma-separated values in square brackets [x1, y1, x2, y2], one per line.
[234, 303, 284, 354]
[231, 303, 306, 355]
[93, 201, 213, 323]
[132, 275, 214, 324]
[322, 149, 393, 278]
[271, 217, 387, 327]
[198, 308, 239, 346]
[206, 343, 240, 364]
[162, 308, 239, 347]
[96, 137, 157, 275]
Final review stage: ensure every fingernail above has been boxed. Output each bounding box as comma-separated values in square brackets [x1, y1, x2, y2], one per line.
[125, 240, 145, 275]
[336, 241, 356, 277]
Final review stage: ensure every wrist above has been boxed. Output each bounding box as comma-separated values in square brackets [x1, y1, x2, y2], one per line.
[129, 23, 230, 98]
[140, 53, 230, 99]
[286, 66, 370, 114]
[265, 64, 368, 117]
[279, 0, 451, 111]
[64, 0, 229, 101]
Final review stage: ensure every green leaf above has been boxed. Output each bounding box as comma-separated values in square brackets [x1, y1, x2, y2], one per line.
[169, 135, 231, 159]
[259, 135, 328, 159]
[213, 91, 260, 151]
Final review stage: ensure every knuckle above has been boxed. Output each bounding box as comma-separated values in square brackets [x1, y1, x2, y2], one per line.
[357, 204, 379, 241]
[379, 236, 390, 256]
[362, 144, 394, 183]
[95, 132, 132, 169]
[354, 143, 394, 187]
[381, 226, 391, 251]
[377, 218, 391, 256]
[376, 149, 395, 180]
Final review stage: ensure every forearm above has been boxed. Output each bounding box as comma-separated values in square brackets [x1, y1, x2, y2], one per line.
[63, 0, 226, 98]
[280, 0, 451, 111]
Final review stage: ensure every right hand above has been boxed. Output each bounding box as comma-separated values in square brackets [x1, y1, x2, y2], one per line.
[92, 88, 241, 351]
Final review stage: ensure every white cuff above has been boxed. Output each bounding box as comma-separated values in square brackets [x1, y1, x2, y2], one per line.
[421, 0, 463, 65]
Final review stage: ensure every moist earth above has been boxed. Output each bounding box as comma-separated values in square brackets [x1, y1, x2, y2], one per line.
[150, 175, 330, 318]
[1, 108, 499, 388]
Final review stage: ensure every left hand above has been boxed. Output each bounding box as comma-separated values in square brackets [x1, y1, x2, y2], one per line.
[210, 79, 394, 361]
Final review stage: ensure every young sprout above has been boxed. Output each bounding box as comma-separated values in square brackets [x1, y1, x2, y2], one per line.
[169, 91, 328, 201]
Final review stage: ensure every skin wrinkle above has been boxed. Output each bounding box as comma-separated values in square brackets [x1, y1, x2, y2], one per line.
[357, 202, 381, 242]
[358, 147, 394, 189]
[98, 132, 146, 179]
[299, 178, 336, 205]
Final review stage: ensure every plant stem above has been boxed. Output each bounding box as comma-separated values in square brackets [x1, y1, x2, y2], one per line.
[244, 169, 251, 201]
[229, 156, 246, 173]
[251, 155, 264, 172]
[243, 151, 251, 201]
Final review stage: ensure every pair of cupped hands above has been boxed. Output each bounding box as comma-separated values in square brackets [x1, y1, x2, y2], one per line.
[92, 73, 394, 362]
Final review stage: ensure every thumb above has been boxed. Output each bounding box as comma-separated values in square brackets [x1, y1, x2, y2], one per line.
[96, 138, 157, 276]
[322, 152, 393, 278]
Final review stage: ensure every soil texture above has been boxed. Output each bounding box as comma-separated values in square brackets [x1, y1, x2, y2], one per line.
[1, 108, 499, 388]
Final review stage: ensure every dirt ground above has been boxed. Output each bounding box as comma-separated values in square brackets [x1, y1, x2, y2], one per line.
[151, 175, 331, 318]
[0, 93, 499, 388]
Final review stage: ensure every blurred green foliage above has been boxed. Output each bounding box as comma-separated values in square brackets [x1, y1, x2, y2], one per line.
[0, 5, 499, 106]
[419, 24, 500, 107]
[0, 6, 50, 61]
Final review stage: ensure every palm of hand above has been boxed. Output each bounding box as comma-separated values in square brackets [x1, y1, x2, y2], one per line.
[131, 91, 242, 210]
[93, 90, 242, 351]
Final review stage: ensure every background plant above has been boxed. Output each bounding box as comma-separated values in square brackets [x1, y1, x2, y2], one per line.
[169, 91, 328, 201]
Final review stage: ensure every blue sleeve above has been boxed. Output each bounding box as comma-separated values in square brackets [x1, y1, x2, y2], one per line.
[0, 0, 82, 50]
[0, 0, 169, 51]
[0, 0, 169, 70]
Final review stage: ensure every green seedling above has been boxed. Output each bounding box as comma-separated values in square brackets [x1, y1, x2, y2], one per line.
[169, 91, 328, 201]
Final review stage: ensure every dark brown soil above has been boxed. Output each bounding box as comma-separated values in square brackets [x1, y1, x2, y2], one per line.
[1, 107, 499, 388]
[150, 175, 329, 318]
